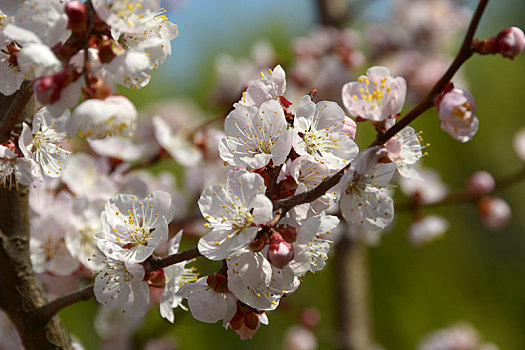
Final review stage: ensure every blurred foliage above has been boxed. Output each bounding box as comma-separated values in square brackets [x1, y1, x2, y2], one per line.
[59, 0, 525, 349]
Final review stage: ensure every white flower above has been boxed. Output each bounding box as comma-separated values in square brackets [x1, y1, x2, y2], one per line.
[6, 0, 69, 46]
[30, 216, 80, 276]
[177, 276, 237, 324]
[288, 214, 339, 275]
[292, 95, 359, 170]
[226, 250, 281, 311]
[19, 107, 70, 179]
[198, 169, 273, 260]
[153, 116, 202, 166]
[409, 215, 448, 246]
[92, 0, 164, 34]
[62, 153, 117, 201]
[418, 323, 499, 350]
[338, 147, 396, 231]
[68, 95, 137, 139]
[160, 231, 198, 323]
[94, 258, 150, 317]
[342, 66, 407, 122]
[0, 144, 33, 189]
[384, 126, 423, 179]
[219, 99, 291, 169]
[65, 198, 106, 271]
[235, 65, 286, 108]
[97, 191, 175, 263]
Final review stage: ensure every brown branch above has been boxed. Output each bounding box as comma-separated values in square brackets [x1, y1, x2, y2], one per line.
[0, 81, 33, 143]
[396, 166, 525, 211]
[37, 285, 94, 323]
[144, 247, 201, 273]
[274, 0, 490, 214]
[316, 0, 349, 28]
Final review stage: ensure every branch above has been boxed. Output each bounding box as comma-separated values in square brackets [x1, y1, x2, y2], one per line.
[396, 166, 525, 211]
[0, 81, 33, 143]
[37, 285, 94, 323]
[143, 247, 201, 273]
[274, 0, 490, 213]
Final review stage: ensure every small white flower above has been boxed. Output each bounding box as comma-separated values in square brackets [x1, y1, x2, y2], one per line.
[97, 191, 175, 263]
[288, 214, 339, 275]
[0, 144, 33, 189]
[30, 216, 80, 276]
[339, 147, 396, 231]
[177, 276, 237, 324]
[65, 198, 106, 271]
[92, 0, 165, 34]
[160, 231, 198, 323]
[292, 95, 359, 170]
[68, 95, 137, 139]
[342, 66, 407, 122]
[399, 166, 448, 204]
[384, 126, 423, 179]
[94, 258, 150, 317]
[19, 107, 70, 178]
[235, 65, 286, 108]
[409, 215, 448, 246]
[226, 250, 281, 311]
[219, 99, 291, 169]
[153, 116, 202, 166]
[198, 169, 273, 260]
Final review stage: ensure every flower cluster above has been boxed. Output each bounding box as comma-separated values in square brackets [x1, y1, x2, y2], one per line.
[0, 0, 178, 188]
[173, 64, 426, 338]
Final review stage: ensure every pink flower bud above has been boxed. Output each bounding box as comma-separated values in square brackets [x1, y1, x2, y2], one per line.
[343, 116, 357, 140]
[267, 232, 294, 269]
[300, 307, 321, 328]
[65, 1, 87, 35]
[468, 171, 495, 196]
[495, 27, 525, 59]
[437, 87, 478, 142]
[478, 197, 511, 230]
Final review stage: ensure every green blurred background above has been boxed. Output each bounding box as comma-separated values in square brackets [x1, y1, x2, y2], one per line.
[59, 0, 525, 348]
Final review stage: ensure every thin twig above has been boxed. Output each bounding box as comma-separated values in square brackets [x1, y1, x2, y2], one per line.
[144, 247, 201, 273]
[396, 165, 525, 211]
[82, 1, 95, 87]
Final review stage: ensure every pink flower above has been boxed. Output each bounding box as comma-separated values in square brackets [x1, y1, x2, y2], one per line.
[437, 87, 478, 142]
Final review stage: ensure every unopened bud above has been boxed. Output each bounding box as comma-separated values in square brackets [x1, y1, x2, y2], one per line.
[267, 232, 294, 269]
[478, 197, 511, 230]
[495, 27, 525, 59]
[467, 170, 495, 196]
[65, 1, 87, 35]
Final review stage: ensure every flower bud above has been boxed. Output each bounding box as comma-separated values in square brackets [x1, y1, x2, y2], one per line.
[227, 302, 267, 340]
[65, 1, 87, 35]
[437, 87, 478, 142]
[146, 269, 166, 289]
[495, 27, 525, 59]
[467, 171, 495, 196]
[478, 197, 511, 230]
[267, 232, 294, 269]
[513, 128, 525, 162]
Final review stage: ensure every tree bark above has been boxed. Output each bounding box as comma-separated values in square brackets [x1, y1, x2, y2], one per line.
[0, 90, 73, 349]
